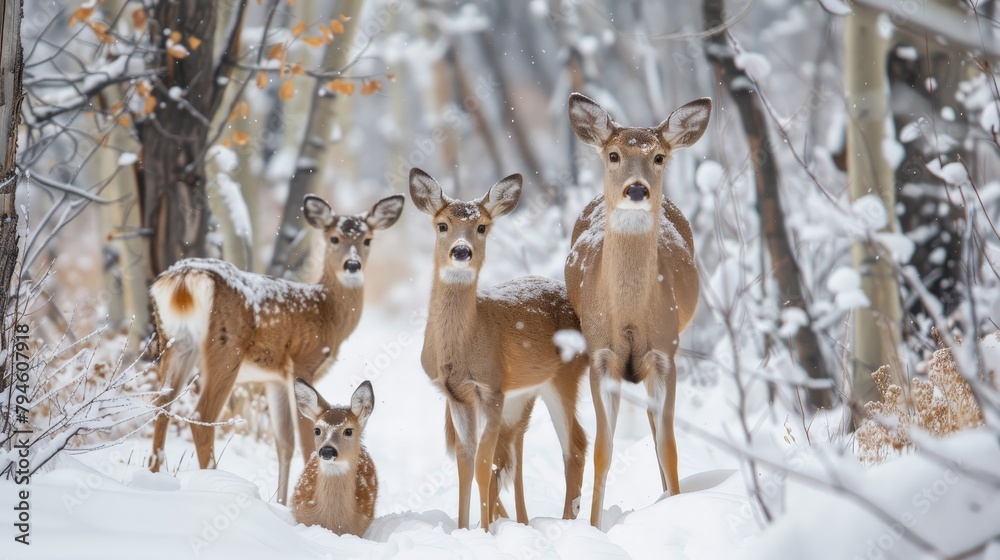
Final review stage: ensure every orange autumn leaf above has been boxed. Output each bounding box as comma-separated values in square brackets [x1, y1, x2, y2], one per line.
[267, 43, 285, 60]
[339, 15, 352, 22]
[136, 80, 151, 96]
[222, 139, 233, 147]
[290, 63, 306, 76]
[279, 79, 295, 101]
[303, 36, 327, 47]
[291, 22, 307, 36]
[89, 21, 112, 43]
[233, 130, 250, 146]
[386, 73, 396, 81]
[188, 36, 202, 50]
[326, 79, 354, 95]
[238, 101, 249, 119]
[169, 31, 182, 44]
[361, 79, 381, 96]
[144, 95, 157, 114]
[257, 71, 268, 89]
[329, 19, 345, 34]
[228, 105, 239, 122]
[118, 114, 132, 127]
[320, 25, 334, 41]
[69, 6, 95, 27]
[131, 8, 147, 29]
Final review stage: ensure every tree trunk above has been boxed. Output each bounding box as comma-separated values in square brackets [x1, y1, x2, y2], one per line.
[704, 0, 832, 408]
[267, 0, 366, 279]
[845, 4, 903, 405]
[138, 1, 245, 285]
[0, 0, 24, 353]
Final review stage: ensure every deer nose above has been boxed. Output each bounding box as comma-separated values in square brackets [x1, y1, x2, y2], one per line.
[625, 184, 649, 201]
[344, 260, 361, 273]
[318, 446, 338, 460]
[450, 245, 472, 262]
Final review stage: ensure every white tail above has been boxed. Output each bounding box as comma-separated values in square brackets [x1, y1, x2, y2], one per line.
[148, 194, 403, 505]
[409, 168, 588, 530]
[564, 93, 710, 527]
[291, 378, 378, 537]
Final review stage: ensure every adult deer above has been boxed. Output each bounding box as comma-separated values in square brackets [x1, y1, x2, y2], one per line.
[409, 168, 588, 530]
[564, 93, 710, 527]
[148, 194, 404, 505]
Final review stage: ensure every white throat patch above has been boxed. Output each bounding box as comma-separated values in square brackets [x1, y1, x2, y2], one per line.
[439, 267, 476, 285]
[336, 271, 364, 288]
[318, 459, 351, 476]
[610, 208, 654, 234]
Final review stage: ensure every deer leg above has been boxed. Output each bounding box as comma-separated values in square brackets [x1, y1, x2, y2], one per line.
[646, 410, 668, 492]
[266, 380, 295, 504]
[475, 394, 504, 530]
[449, 402, 477, 530]
[541, 380, 585, 520]
[190, 348, 241, 469]
[646, 350, 680, 496]
[150, 341, 199, 472]
[512, 402, 532, 524]
[589, 349, 621, 529]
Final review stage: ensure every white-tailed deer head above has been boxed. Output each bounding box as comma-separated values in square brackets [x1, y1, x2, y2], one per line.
[295, 378, 374, 474]
[408, 168, 521, 286]
[568, 93, 710, 233]
[303, 195, 404, 287]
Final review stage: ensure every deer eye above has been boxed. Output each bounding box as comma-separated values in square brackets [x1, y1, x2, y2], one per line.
[343, 428, 354, 437]
[477, 225, 486, 234]
[313, 428, 321, 436]
[364, 239, 371, 246]
[654, 154, 665, 165]
[438, 223, 448, 232]
[330, 236, 339, 244]
[609, 152, 620, 163]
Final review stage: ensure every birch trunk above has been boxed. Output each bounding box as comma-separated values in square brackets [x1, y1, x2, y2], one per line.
[845, 3, 903, 405]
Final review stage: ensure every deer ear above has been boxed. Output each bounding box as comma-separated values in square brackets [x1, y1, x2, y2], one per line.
[480, 174, 522, 218]
[294, 378, 329, 420]
[367, 195, 405, 230]
[303, 195, 334, 229]
[657, 98, 712, 150]
[568, 93, 615, 147]
[350, 381, 374, 429]
[409, 168, 446, 216]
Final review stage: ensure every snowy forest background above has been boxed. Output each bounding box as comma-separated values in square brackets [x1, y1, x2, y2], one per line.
[1, 0, 1000, 558]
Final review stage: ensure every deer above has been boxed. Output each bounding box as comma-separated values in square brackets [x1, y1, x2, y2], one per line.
[564, 92, 710, 528]
[291, 378, 378, 537]
[147, 193, 404, 506]
[408, 168, 589, 530]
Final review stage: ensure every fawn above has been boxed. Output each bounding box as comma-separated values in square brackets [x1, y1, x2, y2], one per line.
[148, 194, 404, 505]
[564, 92, 710, 527]
[409, 168, 588, 530]
[291, 378, 378, 537]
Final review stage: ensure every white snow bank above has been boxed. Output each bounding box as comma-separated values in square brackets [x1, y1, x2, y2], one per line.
[748, 430, 1000, 560]
[2, 458, 755, 559]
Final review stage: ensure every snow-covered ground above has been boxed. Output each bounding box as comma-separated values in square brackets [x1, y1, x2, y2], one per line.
[1, 307, 771, 559]
[5, 306, 998, 559]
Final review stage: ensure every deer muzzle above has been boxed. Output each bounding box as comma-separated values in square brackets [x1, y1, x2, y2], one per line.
[624, 183, 650, 202]
[450, 242, 472, 267]
[319, 446, 338, 460]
